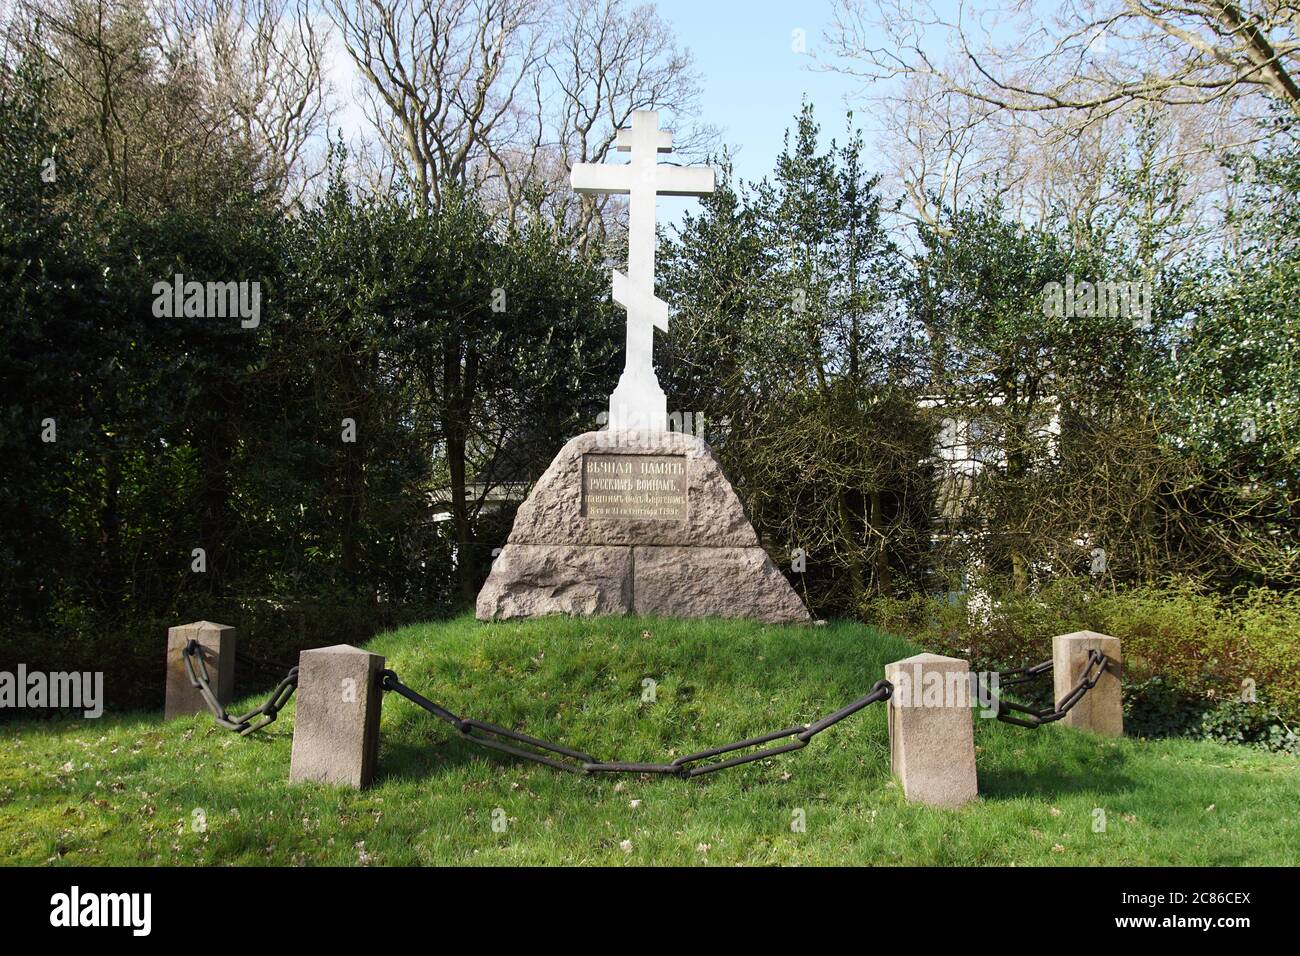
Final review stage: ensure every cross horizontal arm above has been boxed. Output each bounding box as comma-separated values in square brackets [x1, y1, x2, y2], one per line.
[571, 162, 715, 197]
[654, 165, 715, 196]
[570, 163, 635, 195]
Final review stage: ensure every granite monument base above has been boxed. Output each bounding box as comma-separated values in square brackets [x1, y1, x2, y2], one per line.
[476, 430, 809, 624]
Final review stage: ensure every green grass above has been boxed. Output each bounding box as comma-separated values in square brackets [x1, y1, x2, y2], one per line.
[3, 614, 1297, 866]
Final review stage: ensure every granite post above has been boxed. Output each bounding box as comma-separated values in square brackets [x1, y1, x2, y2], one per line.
[290, 645, 385, 789]
[1052, 631, 1123, 736]
[165, 621, 236, 720]
[885, 653, 978, 808]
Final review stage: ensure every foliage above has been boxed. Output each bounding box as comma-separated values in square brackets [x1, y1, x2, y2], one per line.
[864, 580, 1300, 739]
[0, 67, 617, 703]
[1125, 677, 1300, 756]
[1155, 110, 1300, 585]
[661, 104, 932, 612]
[0, 57, 98, 622]
[1, 53, 1297, 734]
[663, 101, 1299, 614]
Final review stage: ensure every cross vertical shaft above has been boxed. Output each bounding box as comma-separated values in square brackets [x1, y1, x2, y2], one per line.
[571, 111, 714, 432]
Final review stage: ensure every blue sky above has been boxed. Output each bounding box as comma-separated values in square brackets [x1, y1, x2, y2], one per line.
[653, 0, 867, 188]
[635, 0, 878, 232]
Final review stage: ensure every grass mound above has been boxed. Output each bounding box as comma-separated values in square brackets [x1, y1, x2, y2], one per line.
[2, 615, 1297, 865]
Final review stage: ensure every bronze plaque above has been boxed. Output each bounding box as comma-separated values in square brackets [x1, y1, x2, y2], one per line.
[581, 453, 688, 520]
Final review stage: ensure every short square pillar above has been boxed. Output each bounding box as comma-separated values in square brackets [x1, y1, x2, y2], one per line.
[165, 621, 236, 720]
[290, 645, 385, 789]
[885, 653, 978, 809]
[1052, 631, 1123, 737]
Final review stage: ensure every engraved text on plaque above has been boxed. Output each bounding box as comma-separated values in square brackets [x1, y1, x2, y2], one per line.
[581, 453, 688, 520]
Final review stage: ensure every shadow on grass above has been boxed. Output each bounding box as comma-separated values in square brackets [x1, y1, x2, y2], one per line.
[978, 741, 1136, 799]
[376, 733, 570, 783]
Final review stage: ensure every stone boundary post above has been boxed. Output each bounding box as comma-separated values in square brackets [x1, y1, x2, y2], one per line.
[165, 621, 235, 720]
[1052, 631, 1123, 736]
[885, 652, 979, 808]
[290, 644, 385, 789]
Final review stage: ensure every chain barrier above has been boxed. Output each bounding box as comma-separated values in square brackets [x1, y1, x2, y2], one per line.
[178, 639, 1112, 763]
[986, 650, 1111, 728]
[380, 668, 894, 778]
[182, 640, 298, 736]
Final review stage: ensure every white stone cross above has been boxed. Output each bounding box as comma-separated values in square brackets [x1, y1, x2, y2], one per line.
[571, 110, 714, 433]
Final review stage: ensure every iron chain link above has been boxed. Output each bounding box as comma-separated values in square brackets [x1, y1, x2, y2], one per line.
[986, 650, 1112, 728]
[179, 641, 1114, 759]
[380, 668, 893, 777]
[182, 640, 298, 736]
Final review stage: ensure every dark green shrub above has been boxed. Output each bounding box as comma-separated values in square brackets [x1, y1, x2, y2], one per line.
[863, 579, 1300, 747]
[1124, 677, 1299, 755]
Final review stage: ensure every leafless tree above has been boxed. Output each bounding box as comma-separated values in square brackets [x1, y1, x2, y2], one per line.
[327, 0, 547, 210]
[14, 0, 332, 205]
[17, 0, 201, 208]
[821, 1, 1271, 256]
[872, 69, 1030, 229]
[825, 1, 1299, 126]
[159, 0, 335, 202]
[329, 0, 709, 246]
[496, 0, 709, 251]
[0, 0, 20, 65]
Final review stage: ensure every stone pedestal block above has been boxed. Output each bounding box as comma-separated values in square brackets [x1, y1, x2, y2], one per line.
[506, 430, 757, 548]
[475, 544, 633, 620]
[1052, 631, 1123, 737]
[632, 545, 809, 623]
[290, 645, 385, 789]
[165, 621, 235, 720]
[885, 653, 978, 809]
